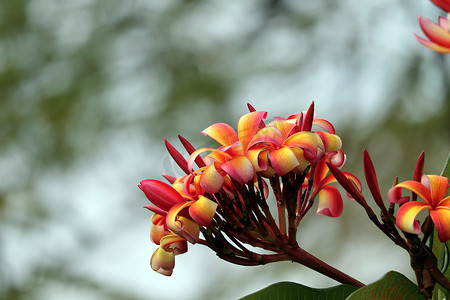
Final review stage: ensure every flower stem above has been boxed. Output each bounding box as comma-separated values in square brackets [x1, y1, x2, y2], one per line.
[284, 244, 365, 287]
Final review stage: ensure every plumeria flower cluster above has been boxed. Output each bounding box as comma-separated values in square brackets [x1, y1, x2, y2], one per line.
[139, 103, 363, 287]
[328, 150, 450, 297]
[415, 0, 450, 53]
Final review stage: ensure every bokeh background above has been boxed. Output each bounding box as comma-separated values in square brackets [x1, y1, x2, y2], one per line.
[1, 0, 449, 299]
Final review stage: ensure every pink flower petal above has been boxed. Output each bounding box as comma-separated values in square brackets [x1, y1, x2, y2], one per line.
[159, 233, 187, 250]
[396, 201, 431, 235]
[387, 181, 432, 205]
[386, 187, 410, 205]
[247, 146, 268, 172]
[189, 195, 218, 226]
[150, 214, 167, 244]
[439, 16, 449, 28]
[187, 147, 217, 171]
[270, 120, 297, 140]
[202, 123, 238, 146]
[316, 185, 343, 217]
[328, 149, 346, 169]
[268, 146, 299, 176]
[166, 202, 200, 244]
[313, 118, 335, 134]
[414, 34, 450, 53]
[139, 179, 185, 212]
[290, 147, 310, 173]
[221, 156, 255, 184]
[144, 205, 167, 216]
[418, 16, 450, 48]
[248, 126, 283, 148]
[315, 131, 342, 153]
[238, 111, 267, 150]
[151, 247, 175, 274]
[283, 131, 319, 159]
[199, 164, 224, 193]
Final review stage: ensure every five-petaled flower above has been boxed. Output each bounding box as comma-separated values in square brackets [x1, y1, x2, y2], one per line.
[388, 175, 450, 242]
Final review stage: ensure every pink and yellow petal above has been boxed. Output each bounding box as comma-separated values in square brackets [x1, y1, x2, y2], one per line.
[316, 185, 343, 217]
[430, 207, 450, 242]
[270, 120, 297, 140]
[328, 149, 346, 169]
[389, 181, 432, 205]
[418, 16, 450, 48]
[387, 186, 410, 205]
[315, 131, 342, 153]
[150, 247, 175, 276]
[246, 147, 268, 172]
[290, 147, 310, 173]
[221, 156, 255, 184]
[283, 131, 319, 159]
[238, 111, 267, 150]
[159, 233, 188, 255]
[150, 214, 167, 244]
[202, 123, 238, 146]
[415, 34, 450, 53]
[269, 146, 299, 176]
[187, 147, 217, 171]
[189, 195, 218, 227]
[313, 118, 335, 134]
[396, 201, 431, 234]
[439, 16, 450, 29]
[199, 164, 224, 193]
[166, 202, 200, 243]
[248, 126, 283, 148]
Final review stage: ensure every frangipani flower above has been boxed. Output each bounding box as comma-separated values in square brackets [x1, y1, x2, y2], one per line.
[415, 15, 450, 53]
[187, 110, 268, 185]
[388, 175, 450, 242]
[150, 233, 188, 276]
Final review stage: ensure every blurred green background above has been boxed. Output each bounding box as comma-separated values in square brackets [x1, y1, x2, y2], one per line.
[0, 0, 449, 299]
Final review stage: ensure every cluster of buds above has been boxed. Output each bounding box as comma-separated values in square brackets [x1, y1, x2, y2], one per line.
[415, 0, 450, 53]
[328, 151, 450, 297]
[139, 102, 363, 287]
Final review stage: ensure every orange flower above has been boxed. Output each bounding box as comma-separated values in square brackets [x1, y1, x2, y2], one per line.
[388, 175, 450, 242]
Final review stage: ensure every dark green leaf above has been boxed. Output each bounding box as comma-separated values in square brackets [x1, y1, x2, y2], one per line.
[345, 271, 424, 300]
[240, 281, 359, 300]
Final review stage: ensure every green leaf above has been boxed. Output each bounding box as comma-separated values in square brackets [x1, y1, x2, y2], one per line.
[431, 152, 450, 299]
[345, 271, 425, 300]
[240, 281, 359, 300]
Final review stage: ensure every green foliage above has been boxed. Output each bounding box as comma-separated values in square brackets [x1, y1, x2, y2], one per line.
[241, 271, 430, 300]
[345, 271, 424, 300]
[239, 281, 358, 300]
